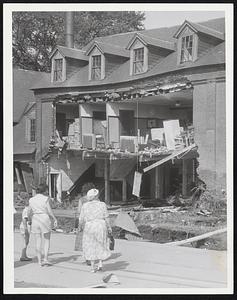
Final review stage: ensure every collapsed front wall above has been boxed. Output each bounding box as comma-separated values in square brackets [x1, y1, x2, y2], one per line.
[34, 74, 226, 201]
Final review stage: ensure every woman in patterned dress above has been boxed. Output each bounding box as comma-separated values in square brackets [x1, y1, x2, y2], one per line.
[79, 188, 112, 272]
[74, 182, 95, 251]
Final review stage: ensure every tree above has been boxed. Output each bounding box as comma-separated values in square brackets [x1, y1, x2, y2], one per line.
[12, 11, 145, 72]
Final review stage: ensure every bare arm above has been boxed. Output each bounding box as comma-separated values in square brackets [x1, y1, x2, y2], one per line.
[46, 199, 57, 223]
[76, 199, 83, 218]
[103, 203, 112, 233]
[78, 205, 85, 231]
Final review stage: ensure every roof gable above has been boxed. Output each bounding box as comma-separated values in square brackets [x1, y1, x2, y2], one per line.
[126, 34, 147, 49]
[127, 33, 175, 51]
[31, 18, 225, 90]
[174, 20, 224, 41]
[86, 41, 130, 58]
[49, 45, 89, 61]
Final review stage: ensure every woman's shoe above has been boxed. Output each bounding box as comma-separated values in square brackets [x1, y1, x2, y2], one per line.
[91, 269, 96, 273]
[20, 257, 32, 261]
[97, 266, 103, 272]
[42, 260, 53, 266]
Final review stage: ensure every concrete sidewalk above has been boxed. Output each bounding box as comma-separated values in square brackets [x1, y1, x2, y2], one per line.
[14, 231, 227, 289]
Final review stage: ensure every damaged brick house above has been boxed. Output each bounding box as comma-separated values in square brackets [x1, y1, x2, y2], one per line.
[30, 16, 226, 205]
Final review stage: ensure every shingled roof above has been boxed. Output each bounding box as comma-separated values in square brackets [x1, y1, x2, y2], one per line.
[13, 68, 49, 123]
[173, 20, 224, 40]
[126, 33, 175, 51]
[49, 45, 89, 61]
[86, 41, 130, 58]
[31, 17, 225, 91]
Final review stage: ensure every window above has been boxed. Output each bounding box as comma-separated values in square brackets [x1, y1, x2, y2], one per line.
[180, 35, 193, 63]
[133, 48, 144, 74]
[91, 55, 101, 80]
[53, 58, 63, 81]
[29, 119, 36, 142]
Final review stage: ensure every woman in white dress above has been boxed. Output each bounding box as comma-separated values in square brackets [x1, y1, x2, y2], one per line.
[79, 188, 112, 272]
[29, 183, 57, 266]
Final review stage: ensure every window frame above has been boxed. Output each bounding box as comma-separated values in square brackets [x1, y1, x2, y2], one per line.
[180, 35, 194, 63]
[53, 58, 63, 82]
[91, 55, 102, 80]
[133, 47, 145, 74]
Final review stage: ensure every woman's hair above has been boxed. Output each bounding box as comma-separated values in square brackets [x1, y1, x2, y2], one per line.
[81, 182, 95, 195]
[36, 183, 48, 194]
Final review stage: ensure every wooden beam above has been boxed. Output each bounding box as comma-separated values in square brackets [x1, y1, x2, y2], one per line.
[155, 167, 159, 199]
[143, 144, 196, 173]
[182, 159, 188, 197]
[165, 228, 227, 246]
[122, 178, 127, 202]
[104, 159, 110, 205]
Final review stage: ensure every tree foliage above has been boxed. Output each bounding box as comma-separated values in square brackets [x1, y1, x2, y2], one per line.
[13, 11, 145, 72]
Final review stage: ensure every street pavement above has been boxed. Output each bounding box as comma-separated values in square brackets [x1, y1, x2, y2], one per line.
[14, 231, 227, 289]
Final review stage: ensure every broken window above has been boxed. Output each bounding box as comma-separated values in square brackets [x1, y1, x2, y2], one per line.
[180, 35, 193, 63]
[91, 55, 101, 80]
[54, 58, 63, 81]
[133, 48, 144, 74]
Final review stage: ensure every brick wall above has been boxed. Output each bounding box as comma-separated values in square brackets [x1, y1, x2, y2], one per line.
[193, 78, 226, 191]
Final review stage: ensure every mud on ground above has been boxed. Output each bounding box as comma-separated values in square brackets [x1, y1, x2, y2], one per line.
[14, 204, 226, 251]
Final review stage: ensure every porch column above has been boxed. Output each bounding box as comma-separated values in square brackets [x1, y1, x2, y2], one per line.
[122, 178, 127, 202]
[104, 159, 110, 205]
[182, 159, 188, 197]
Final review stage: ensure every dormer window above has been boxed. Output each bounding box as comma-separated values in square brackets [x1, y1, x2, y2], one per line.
[91, 55, 102, 80]
[180, 35, 194, 63]
[133, 48, 144, 74]
[54, 59, 63, 81]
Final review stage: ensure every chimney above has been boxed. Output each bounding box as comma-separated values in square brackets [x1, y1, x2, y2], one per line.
[65, 11, 74, 48]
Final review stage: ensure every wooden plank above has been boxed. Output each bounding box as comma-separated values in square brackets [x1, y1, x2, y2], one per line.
[165, 227, 227, 246]
[182, 159, 188, 197]
[155, 167, 159, 198]
[132, 171, 142, 197]
[122, 178, 127, 202]
[21, 167, 34, 193]
[104, 159, 110, 205]
[143, 144, 196, 173]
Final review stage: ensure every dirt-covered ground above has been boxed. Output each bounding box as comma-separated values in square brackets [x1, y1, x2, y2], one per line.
[14, 201, 227, 251]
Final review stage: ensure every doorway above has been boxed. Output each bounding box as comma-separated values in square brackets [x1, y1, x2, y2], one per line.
[49, 173, 62, 200]
[110, 180, 123, 202]
[119, 110, 135, 136]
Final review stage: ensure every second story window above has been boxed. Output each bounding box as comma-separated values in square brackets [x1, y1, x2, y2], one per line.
[29, 118, 36, 142]
[180, 35, 193, 63]
[91, 55, 101, 80]
[133, 48, 144, 74]
[54, 58, 63, 81]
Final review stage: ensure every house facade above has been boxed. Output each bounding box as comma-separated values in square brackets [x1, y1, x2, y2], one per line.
[13, 68, 48, 193]
[31, 18, 226, 204]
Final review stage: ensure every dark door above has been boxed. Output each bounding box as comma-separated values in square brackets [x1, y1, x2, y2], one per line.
[119, 110, 135, 136]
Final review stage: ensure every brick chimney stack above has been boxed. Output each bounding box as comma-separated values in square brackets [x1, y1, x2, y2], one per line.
[65, 11, 74, 48]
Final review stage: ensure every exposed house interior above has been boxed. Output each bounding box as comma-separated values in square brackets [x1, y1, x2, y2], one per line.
[51, 85, 196, 204]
